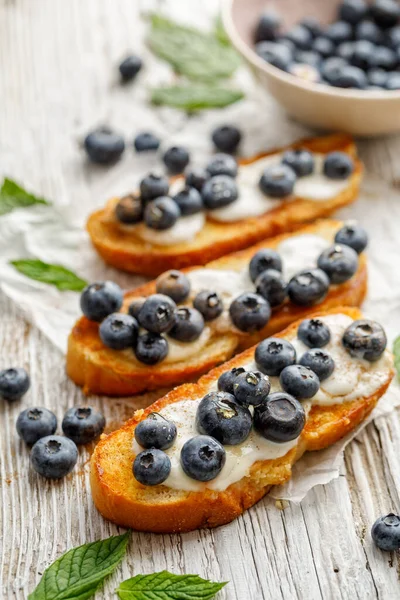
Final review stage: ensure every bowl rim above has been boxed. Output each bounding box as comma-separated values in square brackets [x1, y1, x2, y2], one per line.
[222, 0, 400, 101]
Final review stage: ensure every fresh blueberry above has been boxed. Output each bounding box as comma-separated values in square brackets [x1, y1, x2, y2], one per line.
[201, 175, 238, 209]
[162, 146, 190, 175]
[254, 11, 281, 43]
[217, 367, 246, 394]
[339, 0, 368, 24]
[133, 132, 160, 152]
[62, 407, 106, 444]
[285, 25, 313, 50]
[255, 269, 288, 308]
[144, 196, 180, 230]
[333, 65, 368, 88]
[84, 128, 125, 165]
[128, 297, 145, 320]
[323, 152, 354, 179]
[287, 268, 330, 306]
[298, 318, 331, 348]
[155, 270, 191, 303]
[280, 364, 320, 400]
[372, 45, 398, 70]
[259, 164, 296, 198]
[255, 41, 293, 71]
[99, 313, 139, 350]
[370, 0, 400, 29]
[193, 290, 224, 321]
[185, 167, 210, 192]
[321, 57, 348, 85]
[334, 223, 368, 253]
[371, 514, 400, 551]
[282, 149, 315, 177]
[16, 407, 57, 445]
[80, 281, 123, 322]
[342, 319, 387, 361]
[232, 371, 271, 407]
[180, 435, 226, 482]
[300, 17, 323, 38]
[173, 186, 203, 215]
[255, 338, 296, 376]
[137, 294, 176, 334]
[367, 68, 389, 87]
[325, 21, 353, 45]
[206, 153, 238, 178]
[211, 125, 242, 154]
[140, 173, 169, 202]
[115, 194, 143, 224]
[299, 348, 335, 381]
[134, 332, 169, 365]
[168, 307, 204, 342]
[31, 436, 78, 479]
[134, 412, 177, 450]
[337, 41, 356, 61]
[119, 54, 142, 82]
[350, 40, 375, 70]
[254, 392, 305, 442]
[295, 50, 322, 68]
[317, 244, 359, 283]
[312, 36, 335, 58]
[386, 25, 400, 48]
[133, 448, 171, 485]
[249, 248, 282, 283]
[0, 368, 30, 402]
[385, 71, 400, 89]
[355, 20, 385, 44]
[229, 292, 271, 333]
[196, 391, 252, 445]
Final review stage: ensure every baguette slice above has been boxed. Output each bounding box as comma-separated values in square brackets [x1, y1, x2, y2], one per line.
[90, 307, 394, 533]
[87, 133, 363, 276]
[68, 219, 367, 397]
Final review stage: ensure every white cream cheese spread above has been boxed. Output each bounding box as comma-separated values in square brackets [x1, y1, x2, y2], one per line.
[134, 212, 205, 246]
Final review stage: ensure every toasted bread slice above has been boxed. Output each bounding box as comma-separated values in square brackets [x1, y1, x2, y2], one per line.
[67, 219, 367, 396]
[87, 133, 363, 276]
[90, 307, 394, 533]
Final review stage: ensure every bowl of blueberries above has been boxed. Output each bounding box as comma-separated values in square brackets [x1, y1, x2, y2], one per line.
[222, 0, 400, 135]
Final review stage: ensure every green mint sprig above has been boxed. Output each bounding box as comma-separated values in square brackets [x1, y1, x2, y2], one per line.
[0, 178, 50, 215]
[116, 571, 227, 600]
[10, 259, 88, 292]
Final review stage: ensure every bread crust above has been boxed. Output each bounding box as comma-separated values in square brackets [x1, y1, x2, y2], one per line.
[90, 307, 394, 533]
[67, 219, 367, 396]
[87, 133, 363, 276]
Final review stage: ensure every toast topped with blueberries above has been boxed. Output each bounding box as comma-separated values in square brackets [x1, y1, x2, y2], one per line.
[87, 133, 363, 276]
[67, 219, 368, 396]
[90, 307, 394, 533]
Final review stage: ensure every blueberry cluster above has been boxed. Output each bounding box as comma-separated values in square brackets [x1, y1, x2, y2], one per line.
[254, 0, 400, 90]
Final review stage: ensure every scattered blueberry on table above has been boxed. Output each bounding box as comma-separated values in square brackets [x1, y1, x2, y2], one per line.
[118, 54, 143, 82]
[30, 435, 78, 479]
[84, 128, 125, 164]
[371, 513, 400, 551]
[0, 368, 30, 403]
[134, 132, 160, 152]
[62, 407, 106, 445]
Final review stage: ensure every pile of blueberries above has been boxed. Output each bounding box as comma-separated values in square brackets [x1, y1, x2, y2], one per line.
[0, 367, 105, 480]
[254, 0, 400, 90]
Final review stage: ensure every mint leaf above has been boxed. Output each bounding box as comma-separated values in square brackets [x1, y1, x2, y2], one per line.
[214, 16, 231, 47]
[393, 336, 400, 379]
[10, 259, 88, 291]
[116, 571, 227, 600]
[0, 178, 50, 215]
[151, 85, 244, 111]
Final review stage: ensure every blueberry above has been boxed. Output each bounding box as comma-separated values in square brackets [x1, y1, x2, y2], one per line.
[162, 146, 190, 175]
[193, 290, 223, 321]
[0, 368, 30, 402]
[259, 164, 296, 198]
[31, 436, 78, 479]
[115, 194, 143, 224]
[249, 248, 282, 283]
[119, 54, 142, 82]
[128, 297, 145, 320]
[371, 514, 400, 551]
[285, 25, 313, 50]
[206, 153, 238, 178]
[294, 50, 322, 68]
[202, 175, 238, 209]
[80, 281, 123, 322]
[355, 20, 385, 44]
[280, 364, 320, 400]
[287, 268, 330, 306]
[140, 173, 169, 202]
[300, 17, 323, 38]
[386, 25, 400, 48]
[339, 0, 368, 24]
[99, 312, 139, 350]
[138, 294, 176, 334]
[62, 407, 106, 444]
[254, 392, 305, 443]
[282, 149, 315, 177]
[84, 128, 125, 165]
[229, 292, 271, 333]
[168, 307, 204, 342]
[298, 318, 331, 348]
[173, 186, 203, 215]
[144, 196, 180, 230]
[350, 40, 375, 70]
[196, 391, 252, 445]
[323, 152, 354, 179]
[333, 65, 368, 88]
[325, 21, 353, 45]
[185, 167, 210, 192]
[232, 371, 271, 407]
[211, 125, 242, 153]
[133, 448, 171, 485]
[180, 435, 226, 482]
[254, 11, 281, 43]
[255, 41, 293, 71]
[372, 45, 398, 69]
[342, 319, 387, 361]
[299, 349, 335, 381]
[321, 57, 348, 85]
[133, 132, 160, 152]
[156, 270, 191, 303]
[255, 338, 296, 376]
[312, 36, 335, 58]
[134, 332, 169, 365]
[317, 244, 359, 283]
[385, 71, 400, 88]
[337, 41, 356, 61]
[16, 408, 57, 445]
[367, 68, 389, 87]
[134, 412, 177, 450]
[217, 367, 246, 394]
[255, 269, 288, 308]
[370, 0, 400, 29]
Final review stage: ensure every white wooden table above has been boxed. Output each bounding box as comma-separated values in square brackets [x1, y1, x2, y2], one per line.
[1, 1, 400, 598]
